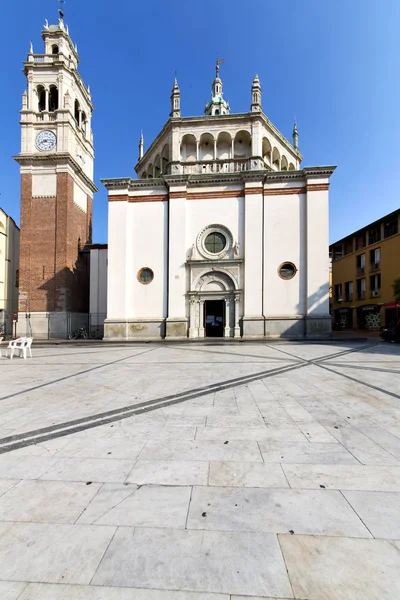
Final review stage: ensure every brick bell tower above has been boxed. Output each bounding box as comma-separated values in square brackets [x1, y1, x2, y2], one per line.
[14, 13, 97, 337]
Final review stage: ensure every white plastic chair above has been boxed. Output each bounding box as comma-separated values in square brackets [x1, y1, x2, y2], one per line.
[6, 337, 33, 360]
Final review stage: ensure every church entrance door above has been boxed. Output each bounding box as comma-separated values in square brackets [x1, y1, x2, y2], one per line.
[204, 300, 225, 337]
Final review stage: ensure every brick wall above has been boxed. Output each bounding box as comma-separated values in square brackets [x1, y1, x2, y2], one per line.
[19, 172, 92, 313]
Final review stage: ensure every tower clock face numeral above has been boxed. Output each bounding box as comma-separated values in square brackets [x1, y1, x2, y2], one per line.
[36, 130, 57, 151]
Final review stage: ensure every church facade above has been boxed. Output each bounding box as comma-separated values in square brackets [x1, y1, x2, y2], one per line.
[103, 67, 335, 340]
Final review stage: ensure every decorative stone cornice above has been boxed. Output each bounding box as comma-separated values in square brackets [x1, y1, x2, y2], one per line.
[163, 174, 191, 188]
[264, 186, 306, 196]
[14, 153, 98, 192]
[187, 259, 243, 265]
[302, 166, 337, 178]
[102, 165, 337, 198]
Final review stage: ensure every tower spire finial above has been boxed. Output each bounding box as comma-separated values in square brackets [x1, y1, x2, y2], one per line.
[251, 74, 262, 112]
[170, 75, 181, 118]
[293, 118, 299, 150]
[138, 130, 144, 162]
[205, 59, 230, 116]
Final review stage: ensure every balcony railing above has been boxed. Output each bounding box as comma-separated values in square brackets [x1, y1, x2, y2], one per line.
[357, 266, 365, 276]
[34, 112, 58, 122]
[29, 54, 60, 64]
[181, 159, 251, 175]
[370, 262, 380, 272]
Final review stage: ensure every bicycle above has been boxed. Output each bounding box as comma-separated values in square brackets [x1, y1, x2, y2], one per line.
[68, 327, 89, 340]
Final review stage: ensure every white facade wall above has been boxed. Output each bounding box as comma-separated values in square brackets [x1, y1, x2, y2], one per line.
[107, 201, 128, 319]
[129, 201, 168, 319]
[306, 189, 330, 317]
[104, 168, 333, 340]
[167, 191, 187, 336]
[187, 196, 243, 248]
[243, 187, 264, 321]
[263, 192, 306, 316]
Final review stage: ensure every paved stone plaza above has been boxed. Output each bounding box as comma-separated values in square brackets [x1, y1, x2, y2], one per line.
[0, 340, 399, 599]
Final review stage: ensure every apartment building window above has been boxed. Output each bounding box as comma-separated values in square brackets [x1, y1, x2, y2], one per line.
[355, 232, 366, 250]
[370, 247, 381, 271]
[357, 278, 366, 300]
[368, 225, 381, 245]
[334, 284, 343, 301]
[356, 253, 366, 275]
[345, 281, 353, 302]
[370, 273, 381, 298]
[343, 238, 353, 255]
[384, 217, 398, 239]
[333, 244, 343, 261]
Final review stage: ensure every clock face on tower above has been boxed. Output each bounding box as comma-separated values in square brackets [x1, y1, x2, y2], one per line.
[36, 130, 57, 151]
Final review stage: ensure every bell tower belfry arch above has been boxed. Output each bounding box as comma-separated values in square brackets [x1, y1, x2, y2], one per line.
[14, 13, 97, 336]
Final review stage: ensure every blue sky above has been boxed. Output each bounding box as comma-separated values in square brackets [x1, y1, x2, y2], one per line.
[1, 0, 399, 244]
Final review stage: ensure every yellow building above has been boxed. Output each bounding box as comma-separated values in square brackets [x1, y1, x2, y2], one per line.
[330, 209, 400, 330]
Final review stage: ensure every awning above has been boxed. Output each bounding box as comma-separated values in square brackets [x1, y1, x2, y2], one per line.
[385, 302, 400, 309]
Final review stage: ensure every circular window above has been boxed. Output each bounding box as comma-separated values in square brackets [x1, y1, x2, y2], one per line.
[138, 267, 154, 285]
[278, 262, 297, 280]
[204, 232, 227, 254]
[196, 224, 233, 259]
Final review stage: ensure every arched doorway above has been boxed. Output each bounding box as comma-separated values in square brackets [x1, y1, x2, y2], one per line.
[188, 270, 241, 338]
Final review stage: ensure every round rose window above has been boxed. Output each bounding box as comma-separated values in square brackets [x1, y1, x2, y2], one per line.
[204, 232, 227, 254]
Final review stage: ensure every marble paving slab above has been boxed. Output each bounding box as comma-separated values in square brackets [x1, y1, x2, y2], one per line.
[115, 425, 198, 440]
[279, 534, 400, 600]
[208, 461, 289, 488]
[0, 479, 102, 523]
[359, 426, 400, 459]
[258, 441, 358, 464]
[0, 479, 20, 497]
[0, 521, 116, 584]
[127, 460, 209, 486]
[48, 436, 146, 460]
[187, 486, 370, 537]
[76, 483, 138, 524]
[138, 440, 263, 462]
[195, 427, 307, 442]
[18, 583, 230, 599]
[232, 597, 291, 600]
[164, 416, 207, 427]
[282, 464, 400, 491]
[89, 485, 191, 528]
[231, 597, 291, 600]
[39, 457, 135, 483]
[325, 425, 400, 465]
[343, 491, 400, 539]
[204, 416, 268, 428]
[0, 581, 28, 600]
[0, 455, 59, 479]
[92, 527, 293, 597]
